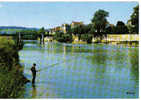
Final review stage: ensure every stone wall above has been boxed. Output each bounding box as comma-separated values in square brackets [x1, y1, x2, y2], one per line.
[92, 34, 139, 42]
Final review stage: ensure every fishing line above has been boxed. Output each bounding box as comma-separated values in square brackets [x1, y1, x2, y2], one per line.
[38, 56, 77, 72]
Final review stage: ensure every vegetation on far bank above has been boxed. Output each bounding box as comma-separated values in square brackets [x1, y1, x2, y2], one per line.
[52, 5, 139, 43]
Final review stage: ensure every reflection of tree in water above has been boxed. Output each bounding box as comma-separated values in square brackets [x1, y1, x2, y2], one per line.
[86, 48, 108, 79]
[111, 48, 129, 71]
[128, 48, 139, 81]
[87, 49, 108, 66]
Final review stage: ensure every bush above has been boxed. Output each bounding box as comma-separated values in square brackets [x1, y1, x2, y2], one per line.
[53, 32, 73, 43]
[0, 36, 28, 98]
[0, 67, 25, 98]
[81, 34, 93, 43]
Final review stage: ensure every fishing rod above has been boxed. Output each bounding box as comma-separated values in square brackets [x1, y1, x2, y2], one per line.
[22, 56, 75, 71]
[37, 57, 75, 72]
[24, 54, 83, 72]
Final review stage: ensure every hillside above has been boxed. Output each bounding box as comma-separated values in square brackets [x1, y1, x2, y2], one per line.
[0, 26, 39, 34]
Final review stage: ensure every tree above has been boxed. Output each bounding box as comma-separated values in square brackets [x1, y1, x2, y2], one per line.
[70, 25, 84, 40]
[105, 24, 116, 34]
[70, 24, 93, 40]
[127, 20, 134, 34]
[115, 21, 129, 34]
[38, 27, 45, 36]
[81, 34, 93, 43]
[53, 31, 73, 43]
[91, 9, 109, 39]
[130, 5, 139, 34]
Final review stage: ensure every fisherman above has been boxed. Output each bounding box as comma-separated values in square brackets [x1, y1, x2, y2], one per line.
[31, 63, 38, 84]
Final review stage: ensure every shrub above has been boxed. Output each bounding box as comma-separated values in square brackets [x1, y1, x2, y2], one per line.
[81, 34, 93, 43]
[0, 36, 28, 98]
[53, 32, 73, 43]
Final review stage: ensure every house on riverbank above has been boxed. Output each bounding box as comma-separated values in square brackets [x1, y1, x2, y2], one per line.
[91, 34, 139, 46]
[72, 34, 139, 44]
[101, 34, 139, 42]
[49, 21, 84, 35]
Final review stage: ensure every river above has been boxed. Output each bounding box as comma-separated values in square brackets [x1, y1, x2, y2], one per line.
[19, 41, 139, 98]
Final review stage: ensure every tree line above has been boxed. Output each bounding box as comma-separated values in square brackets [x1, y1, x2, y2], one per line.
[53, 5, 139, 43]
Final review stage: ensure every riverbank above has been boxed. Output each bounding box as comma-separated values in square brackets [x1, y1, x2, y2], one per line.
[69, 40, 139, 47]
[43, 39, 139, 47]
[42, 34, 139, 47]
[0, 37, 29, 98]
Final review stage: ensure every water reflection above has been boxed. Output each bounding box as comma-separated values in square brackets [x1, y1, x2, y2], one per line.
[19, 42, 139, 98]
[128, 48, 139, 83]
[32, 84, 37, 98]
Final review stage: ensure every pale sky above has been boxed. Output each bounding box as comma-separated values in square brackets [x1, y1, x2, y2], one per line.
[0, 2, 138, 29]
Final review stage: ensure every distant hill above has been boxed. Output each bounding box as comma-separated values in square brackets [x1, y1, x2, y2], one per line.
[0, 26, 39, 30]
[0, 26, 39, 34]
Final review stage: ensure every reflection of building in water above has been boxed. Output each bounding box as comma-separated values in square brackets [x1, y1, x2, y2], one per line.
[32, 84, 37, 98]
[63, 46, 66, 63]
[63, 46, 66, 56]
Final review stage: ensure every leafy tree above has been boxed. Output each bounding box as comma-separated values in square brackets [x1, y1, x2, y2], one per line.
[70, 24, 92, 40]
[16, 30, 38, 40]
[115, 21, 129, 34]
[81, 34, 93, 43]
[127, 20, 134, 34]
[91, 9, 109, 38]
[63, 34, 73, 42]
[70, 25, 84, 40]
[53, 31, 73, 43]
[130, 5, 139, 34]
[105, 24, 116, 34]
[38, 27, 45, 36]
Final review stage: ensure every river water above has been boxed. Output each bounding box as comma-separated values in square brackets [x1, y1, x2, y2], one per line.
[19, 41, 139, 98]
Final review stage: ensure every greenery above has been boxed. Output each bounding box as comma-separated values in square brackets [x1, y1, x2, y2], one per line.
[0, 29, 22, 34]
[115, 21, 129, 34]
[67, 5, 138, 43]
[81, 34, 93, 43]
[129, 5, 139, 34]
[19, 30, 38, 40]
[53, 31, 73, 43]
[0, 37, 28, 98]
[105, 25, 116, 34]
[38, 27, 45, 36]
[91, 9, 109, 39]
[68, 9, 109, 42]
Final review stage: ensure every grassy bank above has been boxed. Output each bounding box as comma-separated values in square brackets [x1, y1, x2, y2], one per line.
[0, 37, 29, 98]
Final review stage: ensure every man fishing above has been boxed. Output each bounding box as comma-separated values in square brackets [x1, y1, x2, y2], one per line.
[30, 58, 73, 84]
[31, 63, 38, 84]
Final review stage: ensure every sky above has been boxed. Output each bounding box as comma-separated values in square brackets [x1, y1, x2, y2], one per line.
[0, 2, 138, 29]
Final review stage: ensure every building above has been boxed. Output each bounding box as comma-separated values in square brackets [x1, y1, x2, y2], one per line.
[49, 26, 62, 35]
[71, 21, 83, 29]
[61, 24, 70, 33]
[54, 26, 62, 32]
[48, 28, 56, 35]
[49, 21, 83, 35]
[92, 34, 139, 43]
